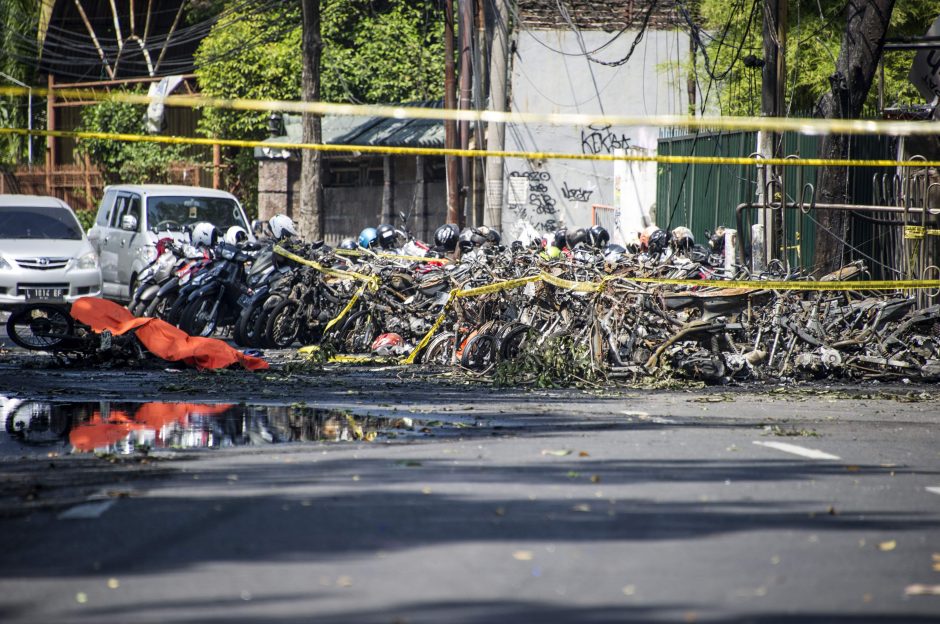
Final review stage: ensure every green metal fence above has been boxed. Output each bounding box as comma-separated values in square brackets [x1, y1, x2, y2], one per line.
[656, 130, 895, 273]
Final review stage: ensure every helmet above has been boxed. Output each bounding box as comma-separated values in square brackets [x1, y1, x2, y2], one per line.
[269, 214, 298, 241]
[191, 222, 219, 248]
[459, 227, 487, 251]
[339, 238, 357, 250]
[358, 227, 378, 249]
[376, 224, 397, 250]
[604, 243, 626, 264]
[566, 228, 588, 248]
[639, 225, 660, 251]
[551, 228, 568, 249]
[477, 225, 501, 246]
[224, 225, 249, 246]
[708, 226, 727, 254]
[671, 226, 694, 252]
[647, 228, 671, 256]
[434, 224, 460, 251]
[586, 225, 610, 248]
[371, 332, 404, 356]
[540, 245, 562, 260]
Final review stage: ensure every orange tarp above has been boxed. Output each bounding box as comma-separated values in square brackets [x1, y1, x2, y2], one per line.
[70, 403, 235, 451]
[70, 297, 268, 371]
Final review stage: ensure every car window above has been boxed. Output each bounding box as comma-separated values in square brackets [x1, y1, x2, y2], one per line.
[109, 194, 141, 230]
[146, 196, 247, 231]
[97, 189, 117, 226]
[0, 205, 83, 240]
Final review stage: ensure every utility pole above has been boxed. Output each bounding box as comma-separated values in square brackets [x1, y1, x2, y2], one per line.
[444, 0, 460, 226]
[484, 0, 510, 230]
[757, 0, 786, 265]
[458, 0, 474, 227]
[299, 0, 324, 240]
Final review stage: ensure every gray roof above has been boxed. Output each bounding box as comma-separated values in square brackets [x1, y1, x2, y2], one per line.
[255, 100, 445, 159]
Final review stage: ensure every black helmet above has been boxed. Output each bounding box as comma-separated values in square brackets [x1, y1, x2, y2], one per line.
[587, 225, 610, 248]
[339, 238, 357, 250]
[376, 224, 397, 250]
[690, 244, 711, 263]
[434, 223, 460, 251]
[567, 228, 588, 248]
[551, 228, 568, 249]
[648, 228, 671, 256]
[458, 227, 476, 251]
[707, 226, 726, 254]
[478, 226, 501, 246]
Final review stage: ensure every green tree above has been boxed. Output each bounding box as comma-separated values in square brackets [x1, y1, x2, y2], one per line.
[75, 95, 190, 185]
[695, 0, 937, 115]
[0, 0, 41, 167]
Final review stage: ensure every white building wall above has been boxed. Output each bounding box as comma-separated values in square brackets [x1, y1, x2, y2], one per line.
[503, 28, 692, 244]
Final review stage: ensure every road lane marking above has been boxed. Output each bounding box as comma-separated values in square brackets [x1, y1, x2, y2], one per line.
[926, 487, 940, 496]
[753, 441, 841, 460]
[58, 500, 115, 519]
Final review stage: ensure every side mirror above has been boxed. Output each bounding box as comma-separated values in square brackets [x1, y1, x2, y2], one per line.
[121, 214, 138, 232]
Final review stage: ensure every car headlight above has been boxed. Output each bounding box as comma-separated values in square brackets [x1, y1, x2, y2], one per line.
[0, 255, 11, 271]
[69, 252, 99, 270]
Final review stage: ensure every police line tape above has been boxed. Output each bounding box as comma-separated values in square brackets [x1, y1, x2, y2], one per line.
[3, 126, 938, 169]
[2, 84, 940, 137]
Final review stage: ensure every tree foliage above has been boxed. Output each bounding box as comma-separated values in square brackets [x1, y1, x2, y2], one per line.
[193, 0, 445, 140]
[0, 0, 40, 167]
[75, 95, 190, 184]
[696, 0, 938, 116]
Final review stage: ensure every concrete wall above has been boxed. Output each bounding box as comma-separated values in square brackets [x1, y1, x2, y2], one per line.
[502, 28, 693, 245]
[258, 157, 447, 244]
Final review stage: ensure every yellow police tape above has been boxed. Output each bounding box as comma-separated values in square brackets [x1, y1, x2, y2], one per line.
[2, 125, 940, 169]
[273, 245, 378, 285]
[335, 248, 450, 263]
[4, 84, 940, 137]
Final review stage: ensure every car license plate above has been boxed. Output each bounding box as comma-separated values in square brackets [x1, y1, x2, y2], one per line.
[24, 288, 66, 300]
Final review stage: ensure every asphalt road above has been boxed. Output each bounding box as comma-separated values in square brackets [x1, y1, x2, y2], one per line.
[0, 350, 939, 623]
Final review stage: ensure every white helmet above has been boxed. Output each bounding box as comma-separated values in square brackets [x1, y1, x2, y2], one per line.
[191, 222, 219, 248]
[224, 225, 249, 246]
[269, 214, 298, 241]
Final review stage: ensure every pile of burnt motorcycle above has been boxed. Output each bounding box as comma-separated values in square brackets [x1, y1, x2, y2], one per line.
[7, 220, 940, 384]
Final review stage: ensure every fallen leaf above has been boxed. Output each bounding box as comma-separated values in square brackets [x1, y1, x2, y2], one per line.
[591, 475, 601, 483]
[622, 585, 636, 596]
[846, 465, 861, 472]
[107, 578, 120, 589]
[572, 504, 592, 512]
[878, 540, 897, 551]
[541, 449, 572, 457]
[513, 550, 534, 561]
[579, 451, 590, 457]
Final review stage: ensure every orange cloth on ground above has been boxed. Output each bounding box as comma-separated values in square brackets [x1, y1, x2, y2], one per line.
[70, 297, 268, 371]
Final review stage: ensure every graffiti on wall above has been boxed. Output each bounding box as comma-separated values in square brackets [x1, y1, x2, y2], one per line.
[561, 182, 594, 202]
[507, 170, 559, 232]
[581, 124, 631, 155]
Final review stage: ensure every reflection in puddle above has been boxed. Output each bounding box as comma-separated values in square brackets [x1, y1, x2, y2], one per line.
[0, 397, 425, 455]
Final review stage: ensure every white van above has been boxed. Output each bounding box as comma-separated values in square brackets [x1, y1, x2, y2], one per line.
[86, 184, 253, 301]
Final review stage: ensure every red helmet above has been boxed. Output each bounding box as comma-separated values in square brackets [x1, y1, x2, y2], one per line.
[371, 333, 404, 356]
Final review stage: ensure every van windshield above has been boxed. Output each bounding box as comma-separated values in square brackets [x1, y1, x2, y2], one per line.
[146, 196, 247, 232]
[0, 205, 83, 240]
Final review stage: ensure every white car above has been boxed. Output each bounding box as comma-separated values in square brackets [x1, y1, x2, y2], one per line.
[86, 184, 253, 301]
[0, 195, 102, 309]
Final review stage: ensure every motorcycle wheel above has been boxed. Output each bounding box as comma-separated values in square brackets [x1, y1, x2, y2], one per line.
[181, 296, 219, 337]
[264, 298, 302, 349]
[233, 297, 266, 347]
[253, 294, 285, 348]
[459, 333, 498, 370]
[336, 310, 378, 354]
[6, 305, 74, 350]
[418, 331, 455, 365]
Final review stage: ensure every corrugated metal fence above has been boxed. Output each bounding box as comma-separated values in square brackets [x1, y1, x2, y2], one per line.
[656, 130, 896, 275]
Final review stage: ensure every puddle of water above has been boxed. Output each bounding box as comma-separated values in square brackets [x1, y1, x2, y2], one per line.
[0, 397, 429, 456]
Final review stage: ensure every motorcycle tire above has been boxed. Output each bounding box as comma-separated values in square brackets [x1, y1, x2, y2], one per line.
[180, 296, 220, 337]
[418, 331, 456, 365]
[233, 298, 267, 347]
[6, 304, 74, 351]
[336, 310, 378, 354]
[459, 333, 498, 370]
[263, 298, 302, 349]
